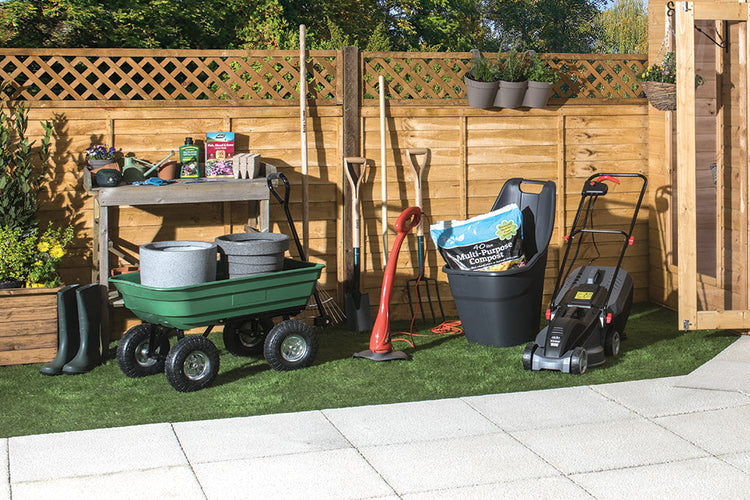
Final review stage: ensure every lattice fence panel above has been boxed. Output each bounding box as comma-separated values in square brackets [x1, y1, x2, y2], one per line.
[0, 51, 338, 102]
[363, 52, 647, 102]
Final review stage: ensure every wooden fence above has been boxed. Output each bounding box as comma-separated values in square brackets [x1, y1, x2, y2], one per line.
[3, 48, 651, 333]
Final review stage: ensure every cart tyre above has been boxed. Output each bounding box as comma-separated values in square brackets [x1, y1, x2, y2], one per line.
[522, 343, 537, 371]
[165, 336, 220, 392]
[605, 330, 621, 357]
[223, 316, 274, 357]
[264, 319, 318, 371]
[117, 323, 170, 378]
[570, 347, 588, 375]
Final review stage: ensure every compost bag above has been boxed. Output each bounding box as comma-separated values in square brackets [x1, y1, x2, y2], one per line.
[430, 204, 525, 272]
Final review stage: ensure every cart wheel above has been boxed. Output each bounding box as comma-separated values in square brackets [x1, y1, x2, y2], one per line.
[117, 324, 170, 378]
[605, 330, 621, 357]
[522, 343, 537, 371]
[223, 316, 274, 357]
[165, 336, 220, 392]
[570, 347, 588, 375]
[264, 319, 318, 371]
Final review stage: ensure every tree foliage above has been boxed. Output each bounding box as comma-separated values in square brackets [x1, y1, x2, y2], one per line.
[594, 0, 648, 54]
[0, 0, 642, 53]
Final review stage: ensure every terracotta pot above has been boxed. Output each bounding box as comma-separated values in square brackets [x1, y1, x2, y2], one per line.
[87, 159, 119, 174]
[157, 161, 178, 180]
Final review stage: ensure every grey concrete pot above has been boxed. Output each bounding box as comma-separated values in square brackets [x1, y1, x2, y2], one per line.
[495, 80, 528, 108]
[215, 232, 290, 278]
[139, 240, 217, 288]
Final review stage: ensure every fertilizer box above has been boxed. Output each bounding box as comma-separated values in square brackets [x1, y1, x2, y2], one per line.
[205, 132, 235, 177]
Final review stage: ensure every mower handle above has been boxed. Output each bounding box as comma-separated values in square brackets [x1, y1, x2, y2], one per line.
[395, 206, 421, 234]
[592, 175, 620, 185]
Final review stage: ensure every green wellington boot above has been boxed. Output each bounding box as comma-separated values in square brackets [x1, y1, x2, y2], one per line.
[40, 284, 81, 376]
[62, 283, 103, 374]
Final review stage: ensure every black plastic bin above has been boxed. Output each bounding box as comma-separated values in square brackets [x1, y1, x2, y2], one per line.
[443, 178, 556, 347]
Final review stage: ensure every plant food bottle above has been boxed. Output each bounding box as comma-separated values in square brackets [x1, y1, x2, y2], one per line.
[179, 137, 200, 178]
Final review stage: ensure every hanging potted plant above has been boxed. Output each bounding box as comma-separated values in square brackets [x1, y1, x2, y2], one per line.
[522, 53, 558, 108]
[638, 52, 705, 111]
[495, 48, 528, 109]
[464, 51, 500, 109]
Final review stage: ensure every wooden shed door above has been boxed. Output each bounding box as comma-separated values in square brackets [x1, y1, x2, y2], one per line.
[677, 1, 750, 331]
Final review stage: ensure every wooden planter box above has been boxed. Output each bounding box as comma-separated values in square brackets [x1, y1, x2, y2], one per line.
[0, 287, 59, 366]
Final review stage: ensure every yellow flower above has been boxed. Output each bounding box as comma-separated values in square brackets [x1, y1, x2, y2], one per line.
[37, 241, 50, 252]
[33, 260, 43, 266]
[49, 246, 64, 259]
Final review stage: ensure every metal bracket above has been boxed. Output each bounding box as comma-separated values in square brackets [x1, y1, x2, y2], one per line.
[683, 319, 691, 331]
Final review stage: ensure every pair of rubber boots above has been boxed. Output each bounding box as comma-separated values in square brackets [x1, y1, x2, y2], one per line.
[40, 283, 104, 376]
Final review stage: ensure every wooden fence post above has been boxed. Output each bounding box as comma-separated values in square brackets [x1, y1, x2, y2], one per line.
[341, 46, 360, 292]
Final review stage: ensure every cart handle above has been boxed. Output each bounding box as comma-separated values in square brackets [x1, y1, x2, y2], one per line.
[266, 172, 290, 206]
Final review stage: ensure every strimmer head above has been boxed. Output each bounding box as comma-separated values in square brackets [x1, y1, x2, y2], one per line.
[353, 349, 411, 362]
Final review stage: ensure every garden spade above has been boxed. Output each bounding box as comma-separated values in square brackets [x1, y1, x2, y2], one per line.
[344, 157, 373, 332]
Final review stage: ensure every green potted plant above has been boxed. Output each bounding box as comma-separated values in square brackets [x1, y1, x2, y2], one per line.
[0, 226, 35, 288]
[495, 48, 528, 109]
[84, 144, 118, 171]
[638, 52, 704, 111]
[522, 53, 558, 108]
[0, 224, 73, 288]
[464, 49, 500, 109]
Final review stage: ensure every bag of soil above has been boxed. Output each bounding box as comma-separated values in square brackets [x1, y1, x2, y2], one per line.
[430, 203, 525, 272]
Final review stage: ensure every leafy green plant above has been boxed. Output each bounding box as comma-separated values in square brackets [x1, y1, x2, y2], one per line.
[468, 55, 497, 83]
[638, 52, 705, 87]
[497, 48, 527, 82]
[0, 223, 73, 286]
[525, 53, 558, 83]
[0, 80, 53, 231]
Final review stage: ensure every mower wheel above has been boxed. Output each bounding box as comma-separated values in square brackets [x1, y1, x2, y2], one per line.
[165, 336, 220, 392]
[223, 316, 273, 357]
[570, 347, 588, 375]
[117, 323, 170, 378]
[522, 343, 537, 370]
[605, 330, 621, 357]
[264, 319, 318, 371]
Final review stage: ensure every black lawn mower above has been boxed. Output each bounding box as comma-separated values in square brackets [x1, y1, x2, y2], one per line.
[523, 173, 647, 374]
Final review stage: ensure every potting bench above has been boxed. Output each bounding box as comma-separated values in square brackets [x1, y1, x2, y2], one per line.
[83, 170, 272, 349]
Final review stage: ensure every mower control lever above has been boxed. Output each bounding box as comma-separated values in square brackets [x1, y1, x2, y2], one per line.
[594, 175, 620, 184]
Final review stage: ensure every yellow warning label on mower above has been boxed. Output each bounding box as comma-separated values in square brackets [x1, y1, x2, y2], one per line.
[575, 291, 593, 300]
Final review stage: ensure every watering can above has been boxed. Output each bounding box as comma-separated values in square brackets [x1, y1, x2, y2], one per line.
[122, 151, 174, 184]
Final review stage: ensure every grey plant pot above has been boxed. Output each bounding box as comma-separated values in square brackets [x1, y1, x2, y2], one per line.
[215, 232, 290, 278]
[495, 80, 528, 108]
[522, 80, 553, 108]
[139, 241, 217, 288]
[464, 75, 499, 110]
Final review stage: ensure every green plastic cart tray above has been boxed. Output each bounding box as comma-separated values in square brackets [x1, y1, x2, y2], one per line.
[109, 258, 323, 330]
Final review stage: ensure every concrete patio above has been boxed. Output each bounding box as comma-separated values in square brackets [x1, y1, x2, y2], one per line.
[3, 335, 750, 499]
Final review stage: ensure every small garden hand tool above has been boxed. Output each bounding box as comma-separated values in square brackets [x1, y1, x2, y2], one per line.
[405, 148, 445, 324]
[344, 157, 373, 332]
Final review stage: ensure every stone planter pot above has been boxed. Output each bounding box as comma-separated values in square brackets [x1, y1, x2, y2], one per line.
[522, 81, 553, 108]
[495, 80, 528, 109]
[139, 241, 217, 288]
[215, 232, 290, 278]
[464, 75, 499, 110]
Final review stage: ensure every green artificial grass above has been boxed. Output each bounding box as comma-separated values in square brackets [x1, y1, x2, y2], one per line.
[0, 303, 738, 438]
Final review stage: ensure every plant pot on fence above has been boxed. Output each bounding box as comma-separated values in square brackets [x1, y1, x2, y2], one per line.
[139, 241, 217, 288]
[215, 232, 290, 279]
[495, 80, 528, 109]
[464, 75, 499, 109]
[640, 81, 676, 111]
[522, 81, 553, 108]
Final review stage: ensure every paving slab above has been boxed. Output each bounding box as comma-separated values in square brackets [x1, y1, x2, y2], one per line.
[510, 418, 707, 475]
[322, 398, 499, 447]
[719, 450, 750, 474]
[463, 386, 637, 431]
[173, 410, 349, 463]
[401, 475, 592, 499]
[592, 376, 750, 418]
[9, 423, 186, 482]
[192, 448, 395, 499]
[712, 334, 750, 362]
[1, 439, 9, 500]
[10, 465, 204, 500]
[358, 433, 559, 495]
[677, 359, 750, 394]
[570, 456, 750, 499]
[655, 405, 750, 455]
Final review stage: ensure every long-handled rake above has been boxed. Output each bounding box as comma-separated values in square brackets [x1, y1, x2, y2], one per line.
[267, 173, 346, 326]
[405, 148, 445, 325]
